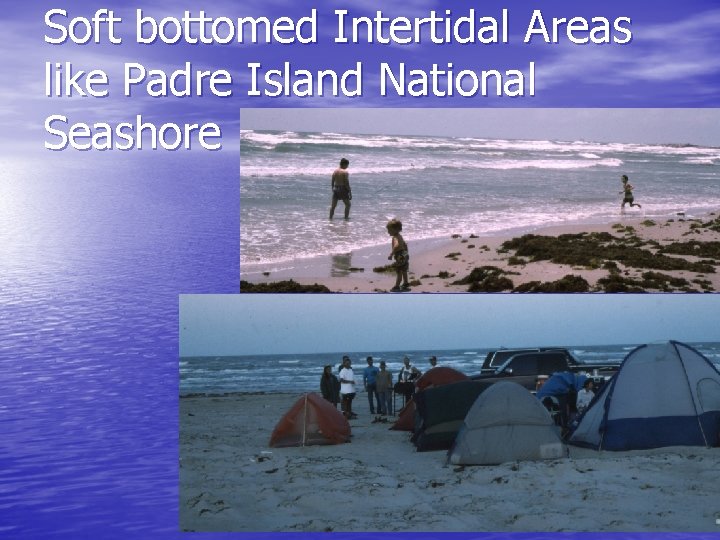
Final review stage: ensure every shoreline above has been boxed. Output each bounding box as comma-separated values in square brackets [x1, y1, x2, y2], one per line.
[240, 212, 665, 277]
[241, 211, 720, 293]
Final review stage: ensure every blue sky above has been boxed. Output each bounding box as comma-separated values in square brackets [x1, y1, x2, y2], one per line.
[179, 294, 720, 356]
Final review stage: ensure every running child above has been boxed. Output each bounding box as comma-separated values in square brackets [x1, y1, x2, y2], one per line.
[620, 174, 642, 209]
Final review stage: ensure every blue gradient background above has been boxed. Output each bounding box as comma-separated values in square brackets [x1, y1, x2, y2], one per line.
[1, 1, 719, 539]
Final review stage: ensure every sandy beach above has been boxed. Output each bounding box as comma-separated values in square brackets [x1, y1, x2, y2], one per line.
[241, 213, 720, 293]
[179, 392, 720, 532]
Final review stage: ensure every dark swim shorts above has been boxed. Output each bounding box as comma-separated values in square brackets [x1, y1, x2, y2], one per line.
[333, 186, 351, 200]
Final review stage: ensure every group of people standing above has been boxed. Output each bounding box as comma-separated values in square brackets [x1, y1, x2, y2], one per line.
[320, 355, 436, 420]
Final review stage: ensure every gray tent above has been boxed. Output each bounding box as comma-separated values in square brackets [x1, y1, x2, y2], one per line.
[448, 382, 565, 465]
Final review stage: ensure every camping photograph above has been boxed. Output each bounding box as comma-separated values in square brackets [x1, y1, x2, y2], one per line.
[239, 108, 720, 293]
[179, 294, 720, 532]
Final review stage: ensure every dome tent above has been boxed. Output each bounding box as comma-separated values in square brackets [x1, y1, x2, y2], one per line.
[391, 367, 470, 434]
[411, 379, 491, 451]
[269, 392, 350, 448]
[569, 341, 720, 451]
[415, 366, 468, 391]
[448, 381, 564, 465]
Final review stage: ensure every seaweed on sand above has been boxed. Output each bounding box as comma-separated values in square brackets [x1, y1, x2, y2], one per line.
[658, 240, 720, 261]
[702, 215, 720, 232]
[240, 280, 332, 293]
[513, 274, 590, 293]
[420, 271, 454, 279]
[691, 278, 715, 291]
[372, 264, 395, 273]
[452, 266, 515, 292]
[507, 256, 528, 266]
[597, 272, 695, 293]
[638, 272, 692, 291]
[501, 232, 716, 273]
[596, 274, 647, 293]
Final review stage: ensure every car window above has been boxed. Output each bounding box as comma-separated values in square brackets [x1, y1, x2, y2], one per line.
[507, 356, 537, 375]
[491, 349, 537, 368]
[541, 354, 568, 373]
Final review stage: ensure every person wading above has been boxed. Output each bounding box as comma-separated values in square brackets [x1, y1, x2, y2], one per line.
[329, 158, 352, 220]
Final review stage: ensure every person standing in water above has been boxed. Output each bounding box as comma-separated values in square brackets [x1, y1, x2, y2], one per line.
[329, 158, 351, 220]
[620, 174, 642, 209]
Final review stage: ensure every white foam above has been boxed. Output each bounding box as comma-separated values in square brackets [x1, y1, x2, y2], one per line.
[242, 130, 720, 157]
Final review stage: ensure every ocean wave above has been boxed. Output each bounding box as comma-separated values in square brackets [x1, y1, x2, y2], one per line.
[241, 163, 432, 177]
[242, 131, 461, 152]
[480, 158, 623, 170]
[241, 157, 625, 178]
[242, 130, 720, 158]
[684, 157, 717, 165]
[180, 343, 720, 393]
[240, 129, 720, 268]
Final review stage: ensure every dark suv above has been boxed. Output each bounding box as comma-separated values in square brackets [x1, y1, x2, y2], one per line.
[473, 351, 577, 391]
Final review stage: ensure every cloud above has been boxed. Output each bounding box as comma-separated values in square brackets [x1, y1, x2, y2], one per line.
[535, 9, 720, 91]
[2, 2, 719, 148]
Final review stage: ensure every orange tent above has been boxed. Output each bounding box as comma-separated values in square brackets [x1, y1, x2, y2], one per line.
[389, 399, 415, 431]
[415, 366, 469, 391]
[269, 392, 351, 448]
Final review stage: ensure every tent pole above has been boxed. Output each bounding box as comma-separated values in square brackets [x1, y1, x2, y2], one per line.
[302, 394, 308, 447]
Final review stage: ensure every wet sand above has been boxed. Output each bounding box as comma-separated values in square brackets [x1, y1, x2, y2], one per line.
[241, 213, 720, 293]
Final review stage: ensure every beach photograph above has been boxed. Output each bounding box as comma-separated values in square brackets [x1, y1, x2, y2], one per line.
[240, 109, 720, 293]
[179, 294, 720, 532]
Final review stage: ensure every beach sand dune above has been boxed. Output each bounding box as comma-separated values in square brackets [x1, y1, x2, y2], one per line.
[180, 393, 720, 532]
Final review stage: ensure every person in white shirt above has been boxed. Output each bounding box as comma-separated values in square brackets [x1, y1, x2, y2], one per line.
[576, 378, 595, 414]
[338, 356, 357, 419]
[396, 356, 421, 404]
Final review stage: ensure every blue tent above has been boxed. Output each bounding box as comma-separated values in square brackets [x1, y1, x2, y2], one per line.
[569, 341, 720, 451]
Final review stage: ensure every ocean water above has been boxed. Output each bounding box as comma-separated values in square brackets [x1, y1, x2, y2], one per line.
[240, 130, 720, 269]
[180, 342, 720, 395]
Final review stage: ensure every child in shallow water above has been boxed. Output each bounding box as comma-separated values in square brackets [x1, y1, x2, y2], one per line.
[386, 218, 410, 292]
[620, 174, 642, 209]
